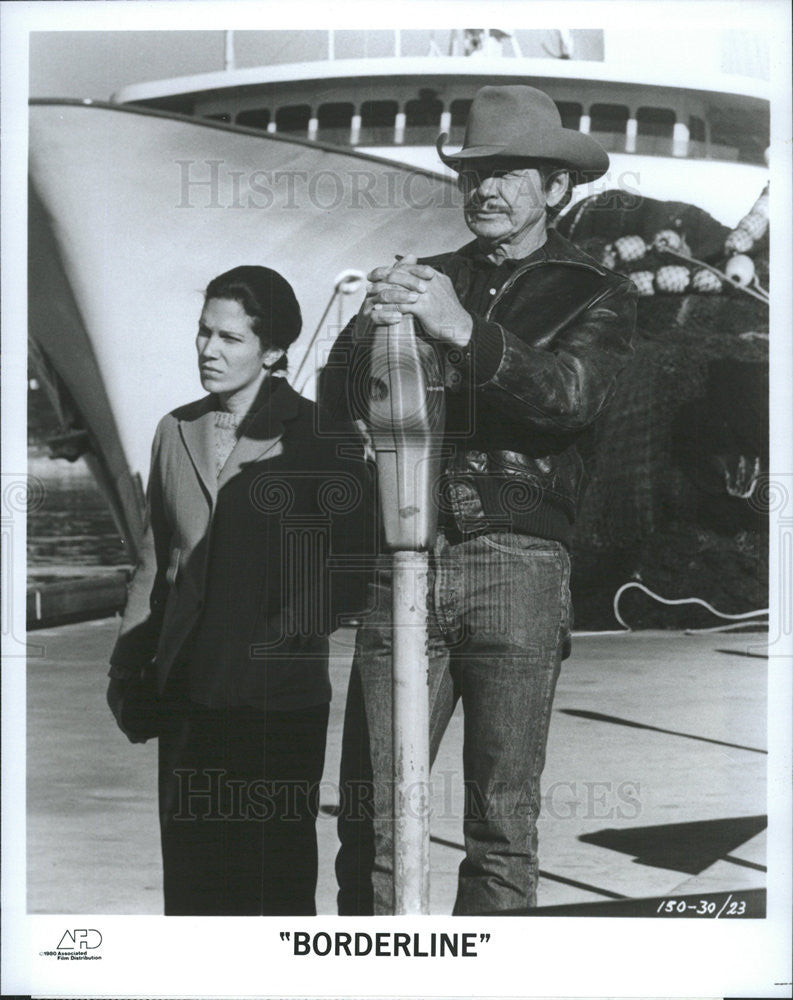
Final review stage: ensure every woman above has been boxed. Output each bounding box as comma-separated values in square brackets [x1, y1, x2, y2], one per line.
[107, 265, 372, 915]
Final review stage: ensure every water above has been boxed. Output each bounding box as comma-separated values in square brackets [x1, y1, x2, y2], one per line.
[27, 451, 130, 573]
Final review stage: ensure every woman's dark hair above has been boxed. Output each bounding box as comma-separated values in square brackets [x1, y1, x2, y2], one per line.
[204, 265, 302, 373]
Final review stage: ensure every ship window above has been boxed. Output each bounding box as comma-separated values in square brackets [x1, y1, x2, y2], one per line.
[687, 115, 707, 157]
[203, 113, 232, 124]
[317, 102, 354, 144]
[275, 104, 311, 135]
[404, 91, 444, 144]
[555, 101, 583, 130]
[236, 108, 271, 130]
[708, 106, 767, 164]
[689, 116, 706, 142]
[359, 100, 399, 145]
[449, 99, 472, 143]
[588, 103, 629, 152]
[636, 106, 676, 155]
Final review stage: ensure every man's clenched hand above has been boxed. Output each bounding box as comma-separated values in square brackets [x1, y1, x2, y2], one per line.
[357, 254, 473, 348]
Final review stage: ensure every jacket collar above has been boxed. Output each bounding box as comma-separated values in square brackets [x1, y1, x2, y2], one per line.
[178, 377, 301, 502]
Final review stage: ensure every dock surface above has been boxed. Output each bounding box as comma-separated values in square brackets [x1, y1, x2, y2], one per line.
[26, 619, 767, 915]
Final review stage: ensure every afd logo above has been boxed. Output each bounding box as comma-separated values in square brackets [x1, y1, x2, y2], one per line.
[57, 929, 103, 950]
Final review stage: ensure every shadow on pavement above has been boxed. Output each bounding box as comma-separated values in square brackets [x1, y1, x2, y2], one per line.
[578, 814, 767, 874]
[559, 707, 767, 754]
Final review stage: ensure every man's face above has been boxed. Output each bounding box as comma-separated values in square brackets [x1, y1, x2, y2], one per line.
[458, 163, 549, 247]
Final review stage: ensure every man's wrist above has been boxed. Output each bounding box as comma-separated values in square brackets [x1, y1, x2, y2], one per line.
[450, 311, 473, 349]
[463, 315, 505, 385]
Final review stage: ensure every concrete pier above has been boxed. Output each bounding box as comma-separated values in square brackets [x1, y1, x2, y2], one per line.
[26, 620, 767, 915]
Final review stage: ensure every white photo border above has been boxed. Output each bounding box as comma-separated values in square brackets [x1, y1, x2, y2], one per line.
[2, 1, 791, 997]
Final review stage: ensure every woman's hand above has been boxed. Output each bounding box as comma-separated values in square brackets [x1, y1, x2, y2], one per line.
[356, 255, 473, 348]
[106, 675, 153, 744]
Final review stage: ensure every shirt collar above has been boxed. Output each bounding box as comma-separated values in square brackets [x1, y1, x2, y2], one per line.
[459, 236, 550, 270]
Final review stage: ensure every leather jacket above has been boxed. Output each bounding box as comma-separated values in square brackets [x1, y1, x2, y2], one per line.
[319, 227, 636, 546]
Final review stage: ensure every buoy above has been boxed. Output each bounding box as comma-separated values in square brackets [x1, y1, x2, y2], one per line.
[601, 244, 617, 270]
[725, 183, 770, 253]
[692, 268, 723, 293]
[725, 254, 755, 287]
[655, 265, 691, 294]
[629, 270, 655, 296]
[653, 229, 683, 252]
[724, 228, 754, 254]
[614, 235, 647, 263]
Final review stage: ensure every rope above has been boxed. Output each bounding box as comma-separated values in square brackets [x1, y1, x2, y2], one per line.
[683, 619, 768, 635]
[660, 246, 769, 304]
[612, 580, 769, 632]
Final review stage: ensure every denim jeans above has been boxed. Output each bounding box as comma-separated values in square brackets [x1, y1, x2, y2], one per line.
[336, 530, 571, 915]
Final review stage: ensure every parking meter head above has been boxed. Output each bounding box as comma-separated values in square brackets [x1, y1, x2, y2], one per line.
[364, 315, 446, 550]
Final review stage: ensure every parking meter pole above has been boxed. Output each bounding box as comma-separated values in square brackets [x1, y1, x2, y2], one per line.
[364, 315, 444, 915]
[392, 550, 431, 915]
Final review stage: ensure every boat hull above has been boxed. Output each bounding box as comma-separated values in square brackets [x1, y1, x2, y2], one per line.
[28, 101, 470, 556]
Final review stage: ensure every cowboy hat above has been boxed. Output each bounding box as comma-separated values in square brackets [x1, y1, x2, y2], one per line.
[436, 85, 609, 181]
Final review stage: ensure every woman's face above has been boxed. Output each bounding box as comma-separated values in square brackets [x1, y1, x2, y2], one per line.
[196, 297, 269, 398]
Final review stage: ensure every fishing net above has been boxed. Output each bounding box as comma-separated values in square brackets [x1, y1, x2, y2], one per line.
[556, 190, 769, 628]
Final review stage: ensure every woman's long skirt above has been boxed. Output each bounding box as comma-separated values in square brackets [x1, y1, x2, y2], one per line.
[158, 701, 329, 915]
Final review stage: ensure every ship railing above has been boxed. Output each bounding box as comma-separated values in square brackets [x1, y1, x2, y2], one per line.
[293, 269, 366, 395]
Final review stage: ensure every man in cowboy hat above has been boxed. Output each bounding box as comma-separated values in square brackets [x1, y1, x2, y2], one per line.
[320, 85, 636, 914]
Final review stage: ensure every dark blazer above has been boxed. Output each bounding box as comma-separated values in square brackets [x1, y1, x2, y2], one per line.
[110, 377, 374, 709]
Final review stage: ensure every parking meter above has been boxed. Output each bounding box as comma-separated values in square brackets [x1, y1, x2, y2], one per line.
[362, 312, 446, 914]
[363, 314, 446, 551]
